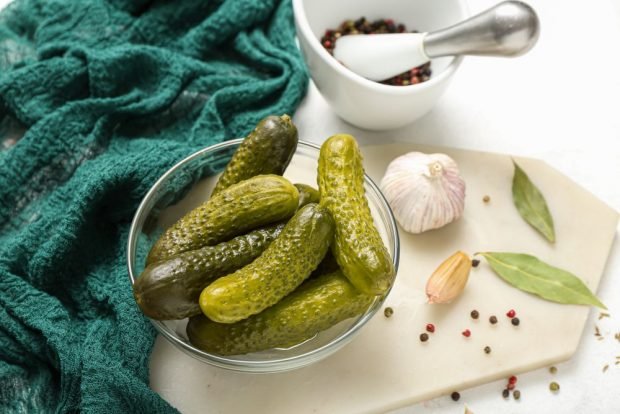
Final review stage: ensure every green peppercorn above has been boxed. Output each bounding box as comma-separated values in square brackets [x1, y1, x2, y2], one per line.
[549, 366, 557, 374]
[549, 382, 560, 392]
[384, 307, 394, 318]
[513, 390, 521, 400]
[484, 346, 491, 354]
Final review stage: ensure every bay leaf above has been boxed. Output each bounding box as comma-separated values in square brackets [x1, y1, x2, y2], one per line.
[478, 252, 606, 309]
[512, 161, 556, 242]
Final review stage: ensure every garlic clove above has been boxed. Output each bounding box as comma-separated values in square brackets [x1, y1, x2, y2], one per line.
[380, 152, 466, 234]
[426, 251, 472, 304]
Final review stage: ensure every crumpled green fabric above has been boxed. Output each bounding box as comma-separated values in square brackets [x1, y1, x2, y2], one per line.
[0, 0, 308, 411]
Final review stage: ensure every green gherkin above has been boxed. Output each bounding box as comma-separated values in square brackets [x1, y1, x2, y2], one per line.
[133, 223, 285, 320]
[199, 203, 334, 324]
[146, 174, 299, 264]
[187, 270, 374, 355]
[211, 114, 298, 196]
[318, 134, 395, 295]
[294, 183, 320, 208]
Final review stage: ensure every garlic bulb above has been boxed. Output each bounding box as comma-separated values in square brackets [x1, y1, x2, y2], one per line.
[380, 152, 465, 234]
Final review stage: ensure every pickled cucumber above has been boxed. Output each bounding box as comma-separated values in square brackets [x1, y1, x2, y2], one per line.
[147, 175, 298, 264]
[187, 271, 374, 355]
[199, 203, 334, 324]
[294, 183, 320, 208]
[318, 134, 395, 295]
[211, 115, 298, 196]
[134, 223, 285, 320]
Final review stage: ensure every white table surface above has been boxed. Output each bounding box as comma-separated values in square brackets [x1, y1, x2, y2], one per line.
[292, 1, 620, 413]
[2, 0, 619, 412]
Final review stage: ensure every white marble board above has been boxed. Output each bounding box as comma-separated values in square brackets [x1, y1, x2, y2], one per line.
[149, 143, 618, 414]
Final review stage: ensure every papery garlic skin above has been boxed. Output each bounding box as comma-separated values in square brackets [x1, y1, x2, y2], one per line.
[380, 152, 466, 234]
[426, 251, 472, 304]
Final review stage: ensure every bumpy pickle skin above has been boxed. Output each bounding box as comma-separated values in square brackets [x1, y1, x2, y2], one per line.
[133, 223, 285, 320]
[317, 134, 395, 295]
[199, 203, 335, 324]
[187, 271, 374, 355]
[211, 114, 298, 196]
[146, 174, 298, 264]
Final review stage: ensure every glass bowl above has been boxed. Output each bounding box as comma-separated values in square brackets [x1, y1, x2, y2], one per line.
[127, 139, 400, 373]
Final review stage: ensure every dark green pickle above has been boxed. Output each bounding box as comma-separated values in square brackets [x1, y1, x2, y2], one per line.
[187, 271, 374, 355]
[211, 115, 298, 196]
[133, 224, 285, 320]
[147, 174, 298, 264]
[294, 183, 320, 208]
[199, 203, 334, 324]
[318, 134, 395, 295]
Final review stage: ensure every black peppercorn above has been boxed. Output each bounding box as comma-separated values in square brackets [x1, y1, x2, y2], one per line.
[451, 391, 460, 401]
[489, 315, 498, 324]
[384, 307, 394, 318]
[419, 333, 429, 342]
[502, 389, 510, 398]
[511, 317, 520, 326]
[471, 310, 479, 319]
[484, 346, 491, 354]
[472, 259, 480, 267]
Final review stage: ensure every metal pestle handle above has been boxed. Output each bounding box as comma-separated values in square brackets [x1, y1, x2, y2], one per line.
[424, 1, 540, 59]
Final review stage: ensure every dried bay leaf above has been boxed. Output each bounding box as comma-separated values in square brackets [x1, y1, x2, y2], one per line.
[478, 252, 606, 309]
[512, 161, 556, 242]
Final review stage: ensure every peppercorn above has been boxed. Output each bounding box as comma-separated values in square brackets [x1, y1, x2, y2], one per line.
[502, 389, 509, 398]
[506, 309, 516, 318]
[508, 375, 517, 385]
[549, 366, 558, 374]
[507, 383, 515, 391]
[484, 346, 491, 354]
[451, 391, 460, 401]
[420, 333, 429, 342]
[471, 310, 479, 319]
[462, 329, 471, 338]
[549, 382, 560, 392]
[384, 307, 394, 318]
[513, 390, 521, 400]
[426, 323, 435, 333]
[489, 315, 498, 324]
[511, 317, 520, 326]
[472, 259, 480, 267]
[483, 195, 491, 203]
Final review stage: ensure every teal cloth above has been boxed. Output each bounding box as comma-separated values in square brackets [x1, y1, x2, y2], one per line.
[0, 0, 308, 412]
